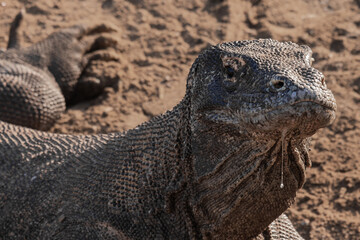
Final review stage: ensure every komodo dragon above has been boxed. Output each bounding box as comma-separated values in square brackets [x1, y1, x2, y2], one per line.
[0, 10, 118, 130]
[0, 13, 336, 240]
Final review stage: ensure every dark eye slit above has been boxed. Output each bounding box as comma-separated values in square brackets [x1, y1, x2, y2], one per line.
[225, 65, 235, 78]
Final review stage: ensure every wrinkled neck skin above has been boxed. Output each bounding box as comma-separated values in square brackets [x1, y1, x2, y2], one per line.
[105, 92, 311, 239]
[186, 116, 310, 239]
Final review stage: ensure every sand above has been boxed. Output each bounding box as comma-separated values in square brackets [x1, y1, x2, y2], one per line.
[0, 0, 359, 239]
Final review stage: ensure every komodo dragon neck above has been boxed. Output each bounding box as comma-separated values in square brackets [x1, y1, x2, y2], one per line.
[187, 118, 310, 239]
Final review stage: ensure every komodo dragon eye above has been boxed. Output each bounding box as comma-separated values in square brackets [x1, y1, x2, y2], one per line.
[221, 56, 246, 93]
[225, 65, 235, 78]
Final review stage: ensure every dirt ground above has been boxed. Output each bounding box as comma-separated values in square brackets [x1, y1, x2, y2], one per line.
[0, 0, 359, 239]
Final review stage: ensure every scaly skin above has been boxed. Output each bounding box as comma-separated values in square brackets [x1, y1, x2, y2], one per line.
[0, 16, 336, 240]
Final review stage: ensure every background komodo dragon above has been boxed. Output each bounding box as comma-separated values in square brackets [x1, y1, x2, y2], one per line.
[0, 10, 119, 130]
[0, 12, 336, 240]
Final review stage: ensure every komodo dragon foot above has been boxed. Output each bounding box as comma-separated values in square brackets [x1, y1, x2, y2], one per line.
[0, 10, 119, 130]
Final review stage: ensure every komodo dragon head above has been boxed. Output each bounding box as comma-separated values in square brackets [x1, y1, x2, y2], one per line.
[180, 39, 336, 238]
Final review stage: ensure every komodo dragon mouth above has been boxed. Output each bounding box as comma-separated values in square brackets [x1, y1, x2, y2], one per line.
[290, 99, 336, 110]
[202, 99, 336, 138]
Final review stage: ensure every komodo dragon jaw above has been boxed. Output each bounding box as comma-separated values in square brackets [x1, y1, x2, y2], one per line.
[187, 39, 336, 238]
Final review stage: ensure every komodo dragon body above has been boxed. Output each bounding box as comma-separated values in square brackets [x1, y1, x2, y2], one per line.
[0, 15, 336, 240]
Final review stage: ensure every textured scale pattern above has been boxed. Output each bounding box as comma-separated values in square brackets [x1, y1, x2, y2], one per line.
[0, 13, 337, 240]
[0, 104, 191, 239]
[0, 58, 65, 129]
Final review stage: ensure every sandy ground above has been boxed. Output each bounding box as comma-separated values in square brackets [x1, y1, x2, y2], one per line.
[0, 0, 359, 239]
